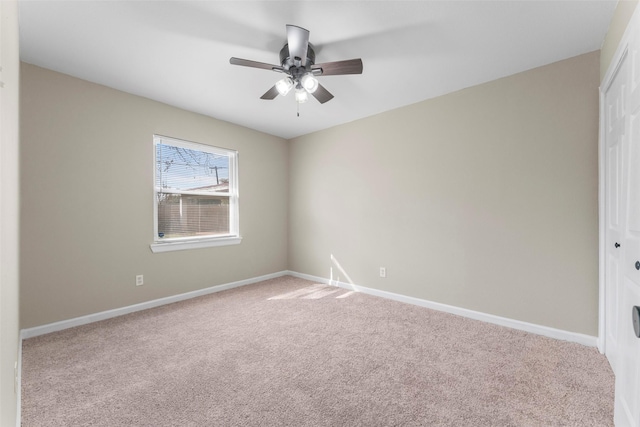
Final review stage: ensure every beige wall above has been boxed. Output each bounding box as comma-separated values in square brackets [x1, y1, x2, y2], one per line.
[20, 64, 289, 328]
[1, 1, 20, 425]
[600, 0, 639, 81]
[19, 28, 610, 338]
[289, 51, 600, 335]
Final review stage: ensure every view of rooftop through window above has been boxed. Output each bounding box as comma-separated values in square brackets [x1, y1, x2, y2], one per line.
[154, 136, 238, 243]
[155, 143, 230, 193]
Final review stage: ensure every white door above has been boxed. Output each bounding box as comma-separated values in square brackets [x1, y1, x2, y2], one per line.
[605, 58, 627, 373]
[614, 17, 640, 427]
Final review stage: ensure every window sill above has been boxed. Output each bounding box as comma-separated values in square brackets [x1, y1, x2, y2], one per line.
[150, 236, 242, 253]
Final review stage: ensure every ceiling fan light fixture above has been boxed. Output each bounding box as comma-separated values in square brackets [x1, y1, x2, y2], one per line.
[301, 73, 318, 93]
[295, 87, 308, 103]
[275, 77, 294, 96]
[230, 24, 363, 108]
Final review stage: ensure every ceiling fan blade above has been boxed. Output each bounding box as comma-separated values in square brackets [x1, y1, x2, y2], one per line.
[312, 84, 334, 104]
[311, 59, 363, 76]
[286, 25, 310, 66]
[230, 57, 283, 72]
[260, 85, 280, 100]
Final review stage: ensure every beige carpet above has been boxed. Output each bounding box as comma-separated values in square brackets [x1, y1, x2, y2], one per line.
[21, 275, 614, 426]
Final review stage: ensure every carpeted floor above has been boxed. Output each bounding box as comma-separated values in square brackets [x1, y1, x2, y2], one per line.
[21, 275, 614, 426]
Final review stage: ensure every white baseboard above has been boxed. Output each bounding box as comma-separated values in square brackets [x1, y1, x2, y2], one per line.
[286, 271, 598, 348]
[20, 268, 598, 345]
[20, 271, 289, 340]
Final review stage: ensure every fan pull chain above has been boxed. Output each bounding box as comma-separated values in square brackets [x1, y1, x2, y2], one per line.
[297, 102, 300, 117]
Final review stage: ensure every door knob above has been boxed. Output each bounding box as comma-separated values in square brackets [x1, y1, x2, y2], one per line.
[636, 261, 640, 271]
[633, 306, 640, 339]
[615, 242, 621, 248]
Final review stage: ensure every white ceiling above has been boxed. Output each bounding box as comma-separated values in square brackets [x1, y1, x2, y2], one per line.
[19, 1, 616, 140]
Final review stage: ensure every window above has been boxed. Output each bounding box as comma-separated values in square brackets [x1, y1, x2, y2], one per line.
[150, 135, 240, 253]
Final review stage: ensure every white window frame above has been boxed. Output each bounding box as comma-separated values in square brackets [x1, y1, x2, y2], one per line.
[150, 135, 241, 253]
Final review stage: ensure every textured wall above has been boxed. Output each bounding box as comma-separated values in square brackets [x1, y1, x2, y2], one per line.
[20, 50, 602, 338]
[289, 52, 600, 335]
[20, 64, 289, 328]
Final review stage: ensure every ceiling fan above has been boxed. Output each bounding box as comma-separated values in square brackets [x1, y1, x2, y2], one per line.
[229, 24, 363, 105]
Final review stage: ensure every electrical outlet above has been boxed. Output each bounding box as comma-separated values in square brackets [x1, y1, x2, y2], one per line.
[379, 267, 386, 278]
[136, 275, 144, 286]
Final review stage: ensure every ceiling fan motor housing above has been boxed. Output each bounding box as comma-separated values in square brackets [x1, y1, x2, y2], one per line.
[280, 44, 316, 71]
